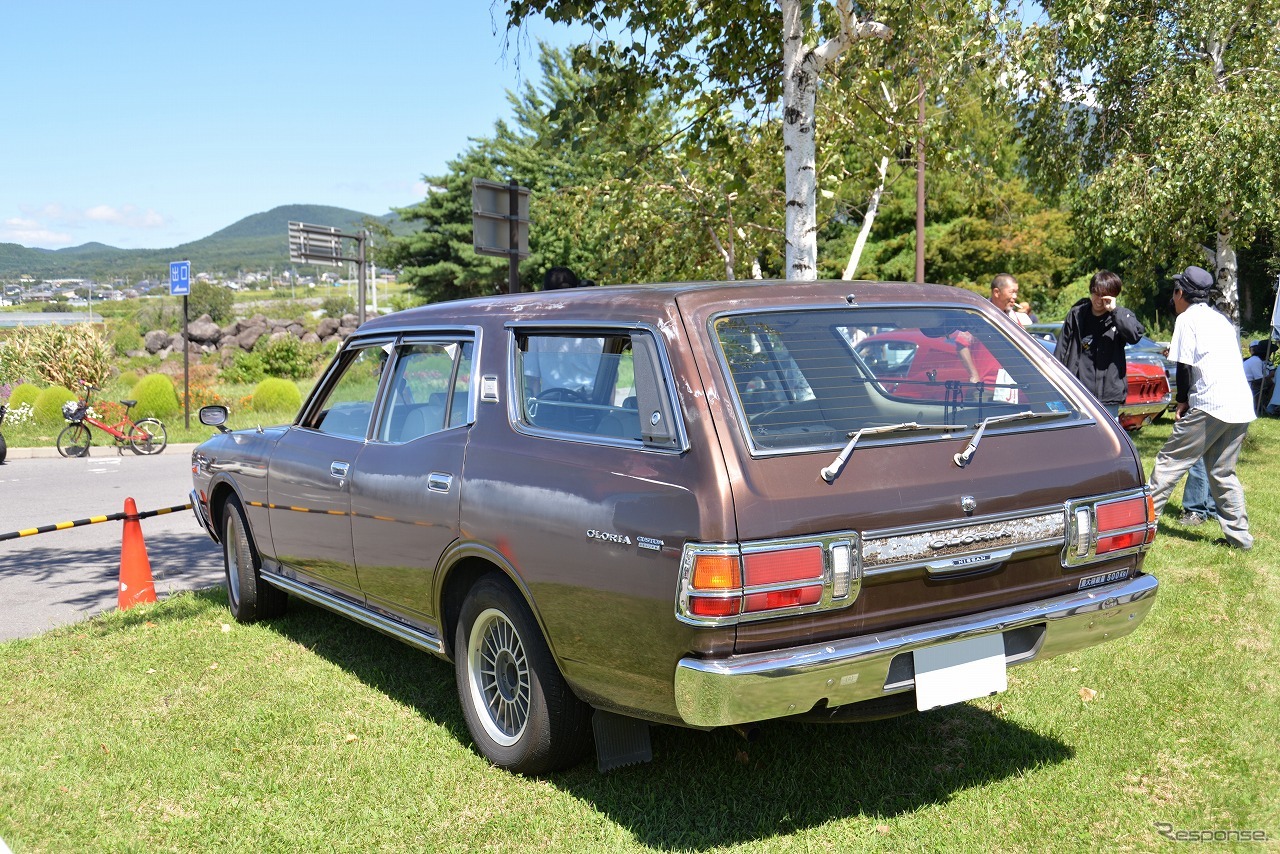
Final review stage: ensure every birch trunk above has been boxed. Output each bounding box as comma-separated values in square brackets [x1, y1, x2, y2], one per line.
[779, 0, 890, 281]
[842, 156, 889, 280]
[1216, 229, 1240, 325]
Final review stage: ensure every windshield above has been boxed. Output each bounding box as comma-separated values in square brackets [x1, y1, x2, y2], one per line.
[713, 306, 1083, 451]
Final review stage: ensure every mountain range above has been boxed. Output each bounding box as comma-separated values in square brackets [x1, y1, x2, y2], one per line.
[0, 205, 408, 281]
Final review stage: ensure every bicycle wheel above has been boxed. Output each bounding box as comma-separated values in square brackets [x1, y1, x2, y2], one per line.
[129, 418, 168, 455]
[57, 423, 92, 458]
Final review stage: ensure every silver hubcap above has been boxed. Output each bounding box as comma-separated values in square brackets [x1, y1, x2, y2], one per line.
[224, 514, 242, 606]
[467, 608, 530, 746]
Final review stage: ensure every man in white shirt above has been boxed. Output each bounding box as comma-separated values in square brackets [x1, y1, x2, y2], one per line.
[1148, 266, 1256, 550]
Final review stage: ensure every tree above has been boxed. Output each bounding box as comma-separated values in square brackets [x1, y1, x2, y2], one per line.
[503, 1, 892, 280]
[1018, 1, 1280, 324]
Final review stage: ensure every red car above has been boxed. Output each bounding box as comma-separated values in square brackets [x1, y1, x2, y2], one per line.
[857, 329, 1170, 431]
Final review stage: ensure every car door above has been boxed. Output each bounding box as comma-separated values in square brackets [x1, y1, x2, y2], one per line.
[267, 340, 393, 601]
[351, 337, 473, 627]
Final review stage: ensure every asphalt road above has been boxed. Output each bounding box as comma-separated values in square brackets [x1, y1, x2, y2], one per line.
[0, 447, 223, 641]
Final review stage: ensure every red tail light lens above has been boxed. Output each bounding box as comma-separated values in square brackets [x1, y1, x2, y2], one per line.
[1092, 494, 1155, 557]
[744, 586, 823, 612]
[689, 595, 740, 617]
[743, 546, 823, 585]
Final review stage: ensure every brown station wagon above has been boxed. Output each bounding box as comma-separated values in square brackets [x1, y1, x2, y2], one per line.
[191, 280, 1159, 774]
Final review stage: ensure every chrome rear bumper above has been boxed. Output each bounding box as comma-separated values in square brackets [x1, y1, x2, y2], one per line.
[674, 573, 1157, 727]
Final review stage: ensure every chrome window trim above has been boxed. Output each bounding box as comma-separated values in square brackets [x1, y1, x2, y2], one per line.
[705, 303, 1093, 457]
[505, 321, 690, 453]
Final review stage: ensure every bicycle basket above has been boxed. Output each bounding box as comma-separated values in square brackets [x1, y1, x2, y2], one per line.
[62, 401, 87, 423]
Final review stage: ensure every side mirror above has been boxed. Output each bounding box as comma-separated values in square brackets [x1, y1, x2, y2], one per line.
[199, 405, 230, 433]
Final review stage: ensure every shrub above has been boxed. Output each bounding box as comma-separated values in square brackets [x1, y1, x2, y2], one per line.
[117, 371, 141, 389]
[33, 385, 77, 426]
[251, 378, 302, 414]
[130, 374, 180, 419]
[220, 350, 266, 385]
[188, 281, 234, 324]
[7, 383, 41, 412]
[256, 335, 317, 380]
[0, 323, 113, 388]
[322, 294, 355, 317]
[110, 320, 142, 357]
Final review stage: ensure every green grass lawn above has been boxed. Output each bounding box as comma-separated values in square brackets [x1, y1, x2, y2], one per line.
[1, 418, 1276, 852]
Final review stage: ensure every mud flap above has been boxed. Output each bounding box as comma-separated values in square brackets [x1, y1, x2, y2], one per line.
[592, 710, 652, 772]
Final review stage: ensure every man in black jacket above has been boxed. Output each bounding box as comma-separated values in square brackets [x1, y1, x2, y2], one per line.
[1054, 270, 1146, 418]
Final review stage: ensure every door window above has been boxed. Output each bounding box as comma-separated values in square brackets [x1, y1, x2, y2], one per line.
[378, 340, 474, 443]
[303, 343, 392, 440]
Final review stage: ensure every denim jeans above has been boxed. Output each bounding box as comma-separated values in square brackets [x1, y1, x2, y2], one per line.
[1182, 458, 1217, 518]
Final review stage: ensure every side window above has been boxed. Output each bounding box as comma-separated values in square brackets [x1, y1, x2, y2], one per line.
[305, 344, 391, 439]
[517, 330, 678, 447]
[379, 340, 474, 443]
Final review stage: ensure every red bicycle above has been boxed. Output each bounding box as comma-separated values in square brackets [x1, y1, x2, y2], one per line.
[57, 383, 168, 457]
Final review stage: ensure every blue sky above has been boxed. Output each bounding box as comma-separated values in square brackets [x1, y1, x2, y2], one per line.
[0, 2, 582, 250]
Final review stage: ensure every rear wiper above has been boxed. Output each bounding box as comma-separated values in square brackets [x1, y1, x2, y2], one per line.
[952, 410, 1071, 468]
[821, 422, 954, 483]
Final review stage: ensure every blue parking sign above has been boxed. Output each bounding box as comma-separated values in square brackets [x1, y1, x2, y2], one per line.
[170, 261, 191, 296]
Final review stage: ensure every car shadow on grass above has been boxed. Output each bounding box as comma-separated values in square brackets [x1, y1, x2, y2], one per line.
[260, 595, 1073, 850]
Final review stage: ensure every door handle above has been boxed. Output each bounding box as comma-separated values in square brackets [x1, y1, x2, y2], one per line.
[330, 461, 350, 480]
[428, 472, 453, 493]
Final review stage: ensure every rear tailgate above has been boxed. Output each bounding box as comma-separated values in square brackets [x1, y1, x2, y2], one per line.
[672, 281, 1151, 655]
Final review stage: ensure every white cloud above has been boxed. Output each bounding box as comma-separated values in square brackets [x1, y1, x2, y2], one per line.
[1, 203, 168, 248]
[1, 217, 73, 246]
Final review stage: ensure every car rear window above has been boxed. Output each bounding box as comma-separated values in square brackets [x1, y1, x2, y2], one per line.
[713, 307, 1083, 451]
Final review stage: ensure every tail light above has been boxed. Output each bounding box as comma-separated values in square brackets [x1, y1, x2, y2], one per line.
[1065, 489, 1155, 567]
[678, 535, 859, 625]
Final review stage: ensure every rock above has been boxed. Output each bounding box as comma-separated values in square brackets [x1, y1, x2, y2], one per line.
[220, 320, 242, 339]
[144, 329, 171, 354]
[236, 326, 266, 351]
[316, 317, 340, 338]
[300, 332, 321, 344]
[187, 318, 222, 344]
[340, 313, 359, 328]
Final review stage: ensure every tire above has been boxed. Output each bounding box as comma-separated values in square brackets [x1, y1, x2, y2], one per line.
[57, 423, 92, 458]
[0, 432, 6, 464]
[129, 418, 168, 455]
[221, 495, 287, 622]
[454, 575, 592, 774]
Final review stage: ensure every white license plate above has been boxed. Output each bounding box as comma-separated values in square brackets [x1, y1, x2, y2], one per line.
[913, 634, 1008, 711]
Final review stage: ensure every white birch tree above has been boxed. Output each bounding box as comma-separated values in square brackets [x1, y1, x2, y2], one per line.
[502, 0, 890, 280]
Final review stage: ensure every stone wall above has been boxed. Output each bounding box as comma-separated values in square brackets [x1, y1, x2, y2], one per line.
[138, 313, 360, 363]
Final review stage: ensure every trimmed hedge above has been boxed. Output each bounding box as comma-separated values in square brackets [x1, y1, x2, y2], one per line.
[130, 374, 180, 420]
[7, 383, 41, 413]
[250, 378, 302, 414]
[33, 385, 77, 426]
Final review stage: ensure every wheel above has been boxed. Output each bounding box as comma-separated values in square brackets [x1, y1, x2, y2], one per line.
[221, 495, 287, 622]
[57, 423, 92, 458]
[454, 575, 592, 774]
[129, 418, 168, 455]
[0, 432, 6, 464]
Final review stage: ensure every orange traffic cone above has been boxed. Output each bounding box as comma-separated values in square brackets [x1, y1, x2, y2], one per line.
[118, 497, 156, 610]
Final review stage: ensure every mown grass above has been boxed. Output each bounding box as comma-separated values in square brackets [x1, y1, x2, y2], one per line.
[0, 419, 1276, 852]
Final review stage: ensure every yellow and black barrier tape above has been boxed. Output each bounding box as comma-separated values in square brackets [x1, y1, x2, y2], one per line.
[0, 503, 193, 543]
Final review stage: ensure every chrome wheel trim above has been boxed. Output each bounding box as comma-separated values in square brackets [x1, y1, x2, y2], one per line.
[466, 607, 530, 747]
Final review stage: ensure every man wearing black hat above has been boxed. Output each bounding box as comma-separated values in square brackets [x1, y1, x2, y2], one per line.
[1147, 266, 1256, 550]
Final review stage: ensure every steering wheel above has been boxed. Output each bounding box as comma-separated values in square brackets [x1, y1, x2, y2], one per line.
[537, 387, 586, 402]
